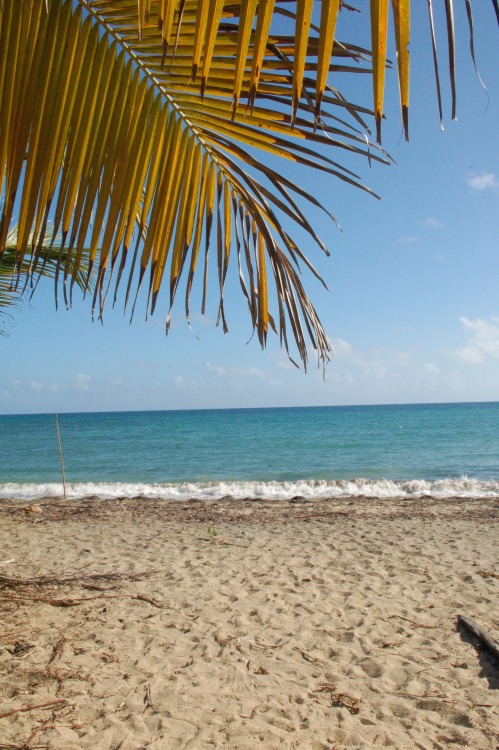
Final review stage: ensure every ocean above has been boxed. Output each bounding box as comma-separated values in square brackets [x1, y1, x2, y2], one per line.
[1, 402, 498, 501]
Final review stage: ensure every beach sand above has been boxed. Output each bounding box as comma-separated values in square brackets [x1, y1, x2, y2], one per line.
[1, 495, 498, 749]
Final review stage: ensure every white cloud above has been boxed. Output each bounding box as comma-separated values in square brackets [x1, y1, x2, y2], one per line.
[395, 235, 418, 245]
[174, 375, 201, 389]
[332, 338, 353, 359]
[75, 373, 92, 390]
[393, 352, 413, 366]
[204, 363, 225, 375]
[189, 312, 214, 326]
[419, 217, 444, 229]
[453, 316, 499, 363]
[136, 361, 158, 370]
[332, 338, 412, 379]
[330, 370, 355, 387]
[272, 352, 298, 371]
[423, 362, 440, 375]
[30, 379, 59, 394]
[204, 363, 266, 380]
[466, 172, 498, 191]
[454, 347, 483, 364]
[234, 367, 265, 379]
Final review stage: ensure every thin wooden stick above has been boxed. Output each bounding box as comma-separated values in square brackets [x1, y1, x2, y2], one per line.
[21, 718, 54, 749]
[0, 700, 67, 719]
[292, 646, 321, 663]
[477, 569, 499, 580]
[55, 414, 66, 499]
[314, 684, 361, 714]
[387, 691, 456, 703]
[0, 593, 119, 607]
[388, 615, 437, 629]
[144, 683, 153, 710]
[132, 594, 163, 608]
[47, 637, 67, 665]
[250, 639, 284, 651]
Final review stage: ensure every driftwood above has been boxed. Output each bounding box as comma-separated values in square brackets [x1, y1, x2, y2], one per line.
[457, 615, 499, 660]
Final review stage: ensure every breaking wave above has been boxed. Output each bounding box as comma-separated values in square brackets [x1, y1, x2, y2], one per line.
[1, 476, 499, 501]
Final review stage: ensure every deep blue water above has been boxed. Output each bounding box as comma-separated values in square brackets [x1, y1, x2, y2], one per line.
[1, 402, 498, 499]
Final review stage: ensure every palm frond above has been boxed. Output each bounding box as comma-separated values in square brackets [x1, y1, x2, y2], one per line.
[0, 1, 496, 367]
[0, 224, 96, 328]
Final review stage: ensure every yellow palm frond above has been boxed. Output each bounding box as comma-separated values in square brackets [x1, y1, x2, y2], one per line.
[0, 1, 496, 368]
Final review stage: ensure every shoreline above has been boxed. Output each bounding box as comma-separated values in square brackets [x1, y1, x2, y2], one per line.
[1, 496, 498, 749]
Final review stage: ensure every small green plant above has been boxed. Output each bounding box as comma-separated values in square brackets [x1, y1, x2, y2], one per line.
[207, 524, 218, 540]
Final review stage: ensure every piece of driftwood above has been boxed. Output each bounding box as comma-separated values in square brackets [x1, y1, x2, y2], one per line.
[457, 615, 499, 660]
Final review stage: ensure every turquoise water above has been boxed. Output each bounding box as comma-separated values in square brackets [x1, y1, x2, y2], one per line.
[1, 402, 498, 499]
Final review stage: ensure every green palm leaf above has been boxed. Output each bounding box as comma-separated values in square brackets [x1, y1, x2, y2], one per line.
[0, 1, 496, 367]
[0, 224, 96, 329]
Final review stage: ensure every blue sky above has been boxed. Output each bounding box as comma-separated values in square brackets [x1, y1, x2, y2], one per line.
[1, 3, 498, 414]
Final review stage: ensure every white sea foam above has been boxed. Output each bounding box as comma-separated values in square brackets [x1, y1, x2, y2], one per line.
[1, 477, 498, 501]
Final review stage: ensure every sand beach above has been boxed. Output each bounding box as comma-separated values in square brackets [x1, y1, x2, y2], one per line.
[1, 495, 498, 749]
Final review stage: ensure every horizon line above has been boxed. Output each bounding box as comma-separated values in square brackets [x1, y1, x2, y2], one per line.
[2, 399, 498, 418]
